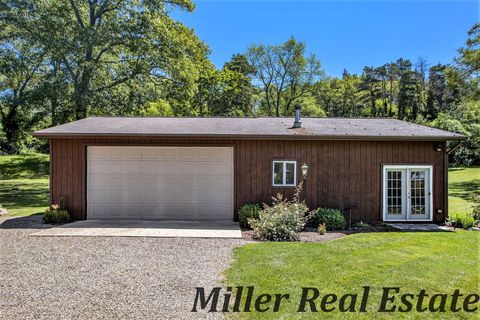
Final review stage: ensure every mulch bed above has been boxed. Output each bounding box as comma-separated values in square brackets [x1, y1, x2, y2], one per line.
[241, 229, 345, 243]
[241, 224, 400, 242]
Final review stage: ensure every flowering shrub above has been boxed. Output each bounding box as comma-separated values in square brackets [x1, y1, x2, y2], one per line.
[249, 183, 310, 241]
[42, 197, 70, 224]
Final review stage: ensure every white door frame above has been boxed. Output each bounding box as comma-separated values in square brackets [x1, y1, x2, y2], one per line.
[382, 164, 433, 222]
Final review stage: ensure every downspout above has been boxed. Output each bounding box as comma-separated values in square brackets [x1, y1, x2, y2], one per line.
[446, 139, 464, 155]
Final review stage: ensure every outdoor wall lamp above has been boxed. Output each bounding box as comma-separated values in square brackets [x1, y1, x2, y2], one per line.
[433, 144, 443, 152]
[301, 163, 309, 180]
[301, 163, 309, 202]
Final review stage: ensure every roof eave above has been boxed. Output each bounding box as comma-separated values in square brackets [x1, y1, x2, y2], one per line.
[32, 132, 466, 141]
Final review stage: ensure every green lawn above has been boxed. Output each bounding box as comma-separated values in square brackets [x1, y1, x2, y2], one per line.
[449, 167, 480, 213]
[0, 154, 49, 217]
[225, 232, 480, 319]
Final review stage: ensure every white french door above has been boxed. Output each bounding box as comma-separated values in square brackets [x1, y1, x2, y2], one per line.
[383, 165, 433, 221]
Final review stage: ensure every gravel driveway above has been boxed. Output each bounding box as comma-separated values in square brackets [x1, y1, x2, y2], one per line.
[0, 216, 245, 320]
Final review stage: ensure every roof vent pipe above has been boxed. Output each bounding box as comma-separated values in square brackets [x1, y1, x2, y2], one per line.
[293, 104, 302, 128]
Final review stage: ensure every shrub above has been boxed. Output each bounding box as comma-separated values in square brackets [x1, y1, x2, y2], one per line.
[249, 183, 310, 241]
[42, 201, 70, 224]
[470, 193, 480, 221]
[238, 204, 262, 228]
[310, 207, 346, 230]
[448, 211, 475, 229]
[318, 223, 326, 235]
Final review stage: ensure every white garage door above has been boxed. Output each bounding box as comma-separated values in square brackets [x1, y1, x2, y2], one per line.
[87, 146, 234, 220]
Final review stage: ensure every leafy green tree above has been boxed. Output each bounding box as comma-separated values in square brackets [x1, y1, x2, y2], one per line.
[213, 54, 256, 116]
[458, 23, 480, 76]
[224, 54, 255, 76]
[207, 68, 255, 117]
[314, 74, 361, 117]
[141, 99, 174, 116]
[247, 37, 324, 116]
[2, 0, 210, 121]
[0, 25, 47, 153]
[293, 93, 326, 117]
[191, 55, 255, 117]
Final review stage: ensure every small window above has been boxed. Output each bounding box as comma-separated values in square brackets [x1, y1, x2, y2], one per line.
[272, 161, 296, 186]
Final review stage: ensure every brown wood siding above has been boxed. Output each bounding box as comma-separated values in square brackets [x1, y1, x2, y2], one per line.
[49, 138, 447, 223]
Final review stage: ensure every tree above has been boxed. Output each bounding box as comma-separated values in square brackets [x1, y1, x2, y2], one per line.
[247, 37, 324, 116]
[224, 54, 255, 75]
[314, 74, 361, 117]
[425, 64, 447, 119]
[359, 66, 381, 117]
[207, 68, 255, 117]
[0, 10, 48, 153]
[458, 23, 480, 76]
[398, 70, 422, 120]
[191, 55, 256, 117]
[385, 62, 400, 116]
[214, 54, 256, 116]
[1, 0, 210, 121]
[375, 65, 389, 116]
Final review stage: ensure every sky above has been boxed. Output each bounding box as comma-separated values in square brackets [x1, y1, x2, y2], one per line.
[172, 0, 479, 77]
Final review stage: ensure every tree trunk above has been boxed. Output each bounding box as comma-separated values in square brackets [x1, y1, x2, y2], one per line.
[2, 105, 21, 154]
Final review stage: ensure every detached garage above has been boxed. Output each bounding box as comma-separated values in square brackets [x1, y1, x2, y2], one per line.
[33, 112, 464, 224]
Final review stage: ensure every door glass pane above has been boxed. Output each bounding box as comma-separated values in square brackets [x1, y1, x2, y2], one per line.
[285, 162, 295, 185]
[387, 170, 402, 214]
[273, 162, 283, 185]
[410, 170, 426, 215]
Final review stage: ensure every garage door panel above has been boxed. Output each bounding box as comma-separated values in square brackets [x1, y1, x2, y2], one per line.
[196, 176, 214, 188]
[142, 162, 158, 174]
[156, 163, 177, 174]
[215, 176, 232, 188]
[197, 190, 214, 203]
[213, 190, 233, 204]
[176, 190, 195, 203]
[88, 175, 120, 188]
[179, 163, 194, 175]
[125, 163, 142, 174]
[158, 148, 177, 160]
[125, 147, 142, 160]
[90, 204, 141, 219]
[214, 148, 232, 160]
[197, 148, 211, 160]
[89, 147, 109, 160]
[87, 146, 233, 220]
[125, 175, 144, 188]
[216, 164, 233, 175]
[90, 162, 124, 174]
[177, 176, 193, 188]
[180, 148, 195, 159]
[143, 148, 160, 160]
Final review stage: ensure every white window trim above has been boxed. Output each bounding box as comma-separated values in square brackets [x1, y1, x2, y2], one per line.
[382, 164, 433, 222]
[272, 160, 297, 187]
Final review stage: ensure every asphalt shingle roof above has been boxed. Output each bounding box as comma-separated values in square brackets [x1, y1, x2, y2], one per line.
[33, 117, 465, 140]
